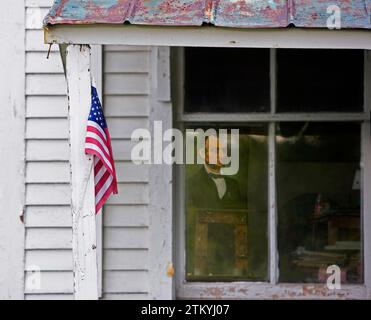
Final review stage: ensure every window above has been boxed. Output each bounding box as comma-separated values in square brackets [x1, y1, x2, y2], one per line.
[175, 48, 368, 298]
[184, 48, 270, 113]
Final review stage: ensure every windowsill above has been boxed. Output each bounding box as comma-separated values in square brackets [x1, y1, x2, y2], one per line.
[177, 282, 368, 300]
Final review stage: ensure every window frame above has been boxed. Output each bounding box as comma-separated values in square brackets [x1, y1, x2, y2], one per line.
[174, 48, 371, 299]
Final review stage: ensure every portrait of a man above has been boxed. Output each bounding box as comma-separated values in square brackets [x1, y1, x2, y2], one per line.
[186, 134, 248, 279]
[186, 135, 244, 210]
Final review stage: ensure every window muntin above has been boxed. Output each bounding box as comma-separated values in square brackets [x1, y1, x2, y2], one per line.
[177, 48, 366, 291]
[184, 48, 270, 113]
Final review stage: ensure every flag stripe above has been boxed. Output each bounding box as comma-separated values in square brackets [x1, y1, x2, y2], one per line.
[95, 170, 111, 194]
[86, 131, 110, 154]
[85, 136, 111, 161]
[95, 175, 114, 205]
[86, 148, 115, 180]
[94, 157, 103, 173]
[94, 164, 107, 185]
[87, 126, 107, 146]
[96, 183, 115, 213]
[87, 120, 107, 141]
[85, 143, 113, 172]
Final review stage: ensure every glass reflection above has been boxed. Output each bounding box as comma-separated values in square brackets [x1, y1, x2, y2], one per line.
[185, 126, 268, 281]
[277, 122, 362, 284]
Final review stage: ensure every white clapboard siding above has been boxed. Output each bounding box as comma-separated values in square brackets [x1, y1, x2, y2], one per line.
[27, 162, 147, 184]
[104, 95, 149, 117]
[26, 74, 67, 96]
[115, 162, 149, 183]
[24, 0, 73, 300]
[25, 294, 74, 300]
[26, 52, 64, 74]
[26, 119, 68, 139]
[26, 228, 72, 250]
[26, 184, 70, 205]
[104, 51, 150, 73]
[26, 7, 50, 29]
[26, 183, 148, 206]
[25, 206, 71, 228]
[26, 162, 70, 183]
[25, 271, 73, 294]
[102, 45, 151, 298]
[107, 118, 149, 139]
[26, 0, 54, 7]
[26, 96, 68, 118]
[103, 271, 149, 293]
[26, 250, 72, 271]
[26, 30, 58, 52]
[105, 74, 149, 95]
[26, 140, 69, 161]
[106, 183, 149, 205]
[104, 250, 149, 270]
[104, 205, 149, 227]
[104, 228, 149, 249]
[111, 140, 144, 161]
[103, 293, 149, 300]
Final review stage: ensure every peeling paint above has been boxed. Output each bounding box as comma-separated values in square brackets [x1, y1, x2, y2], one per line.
[44, 0, 371, 29]
[178, 283, 368, 299]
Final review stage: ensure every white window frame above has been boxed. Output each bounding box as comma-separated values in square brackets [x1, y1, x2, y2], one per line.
[175, 48, 371, 299]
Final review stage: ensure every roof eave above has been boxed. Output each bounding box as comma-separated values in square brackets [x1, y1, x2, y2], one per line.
[44, 24, 371, 50]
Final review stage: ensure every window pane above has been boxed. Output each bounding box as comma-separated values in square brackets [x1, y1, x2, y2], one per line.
[184, 48, 270, 113]
[277, 49, 364, 112]
[185, 125, 268, 281]
[277, 122, 362, 284]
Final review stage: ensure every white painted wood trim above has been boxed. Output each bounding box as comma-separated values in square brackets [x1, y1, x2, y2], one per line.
[268, 49, 278, 283]
[66, 45, 98, 300]
[59, 44, 103, 298]
[172, 48, 185, 117]
[363, 51, 371, 298]
[45, 26, 371, 49]
[365, 51, 371, 115]
[157, 47, 171, 102]
[268, 123, 278, 284]
[178, 283, 368, 299]
[90, 45, 103, 298]
[0, 0, 25, 300]
[148, 47, 174, 299]
[173, 48, 186, 294]
[178, 113, 370, 123]
[270, 49, 277, 114]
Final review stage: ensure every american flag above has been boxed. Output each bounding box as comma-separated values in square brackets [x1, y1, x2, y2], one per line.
[85, 85, 118, 214]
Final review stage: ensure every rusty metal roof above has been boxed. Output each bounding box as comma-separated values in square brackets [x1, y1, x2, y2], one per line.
[44, 0, 371, 29]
